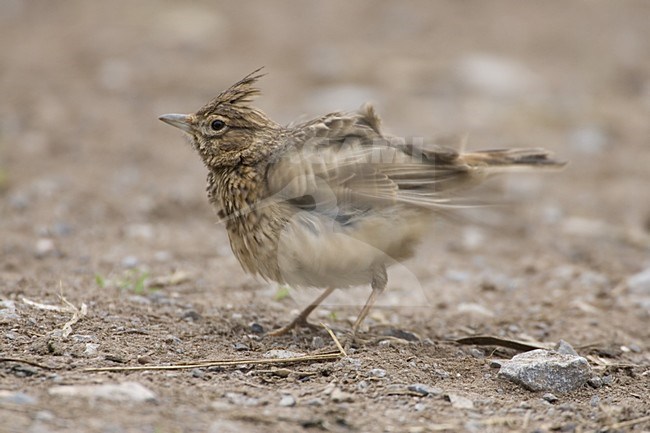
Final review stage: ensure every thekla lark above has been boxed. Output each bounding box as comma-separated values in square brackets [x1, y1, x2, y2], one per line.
[160, 70, 564, 335]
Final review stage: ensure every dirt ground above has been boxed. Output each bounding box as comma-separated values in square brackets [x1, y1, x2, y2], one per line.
[1, 1, 650, 432]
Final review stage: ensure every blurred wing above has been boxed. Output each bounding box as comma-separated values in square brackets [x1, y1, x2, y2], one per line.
[266, 105, 476, 220]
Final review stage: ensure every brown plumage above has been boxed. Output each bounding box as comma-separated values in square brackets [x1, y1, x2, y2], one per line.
[159, 69, 564, 335]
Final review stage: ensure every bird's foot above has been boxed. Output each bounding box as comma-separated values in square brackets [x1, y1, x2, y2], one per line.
[266, 317, 320, 337]
[340, 328, 373, 348]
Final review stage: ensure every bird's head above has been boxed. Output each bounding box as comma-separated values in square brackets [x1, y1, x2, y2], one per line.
[159, 68, 280, 168]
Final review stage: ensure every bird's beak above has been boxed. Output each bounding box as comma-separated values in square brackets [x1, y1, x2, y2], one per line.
[158, 113, 193, 133]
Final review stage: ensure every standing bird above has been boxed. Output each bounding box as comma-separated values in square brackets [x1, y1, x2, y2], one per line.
[159, 69, 564, 335]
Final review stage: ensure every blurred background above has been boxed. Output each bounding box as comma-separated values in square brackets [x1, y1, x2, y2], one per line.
[1, 0, 649, 310]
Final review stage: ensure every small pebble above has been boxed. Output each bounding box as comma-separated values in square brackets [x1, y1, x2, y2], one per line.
[587, 377, 603, 389]
[34, 411, 55, 422]
[369, 368, 386, 378]
[446, 393, 475, 409]
[445, 270, 470, 282]
[408, 383, 442, 397]
[627, 268, 650, 294]
[386, 384, 405, 394]
[233, 342, 250, 351]
[48, 382, 156, 403]
[602, 375, 613, 386]
[469, 348, 485, 359]
[137, 355, 152, 365]
[47, 374, 62, 383]
[335, 357, 362, 369]
[590, 395, 601, 407]
[105, 354, 127, 363]
[268, 368, 291, 378]
[543, 393, 558, 403]
[306, 398, 323, 406]
[330, 388, 354, 403]
[34, 238, 56, 258]
[433, 368, 451, 379]
[279, 395, 296, 407]
[12, 365, 39, 377]
[125, 224, 153, 239]
[52, 222, 73, 236]
[84, 343, 99, 356]
[71, 334, 96, 343]
[224, 392, 259, 407]
[149, 292, 171, 305]
[249, 322, 264, 334]
[381, 328, 420, 341]
[414, 403, 427, 412]
[121, 255, 139, 268]
[456, 303, 495, 318]
[555, 340, 578, 356]
[164, 335, 182, 345]
[311, 336, 324, 349]
[507, 324, 521, 333]
[209, 401, 232, 412]
[128, 295, 151, 305]
[0, 300, 19, 321]
[182, 310, 202, 321]
[264, 349, 304, 359]
[8, 192, 30, 209]
[153, 251, 172, 262]
[192, 368, 205, 378]
[569, 125, 608, 154]
[0, 391, 38, 405]
[558, 403, 575, 412]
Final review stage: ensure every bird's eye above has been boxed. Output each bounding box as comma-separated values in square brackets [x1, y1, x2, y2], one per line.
[210, 119, 226, 131]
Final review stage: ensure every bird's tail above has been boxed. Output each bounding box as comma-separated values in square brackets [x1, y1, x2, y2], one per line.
[460, 148, 567, 174]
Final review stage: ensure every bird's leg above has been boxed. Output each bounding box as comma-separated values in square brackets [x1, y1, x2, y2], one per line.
[352, 265, 388, 334]
[267, 287, 336, 336]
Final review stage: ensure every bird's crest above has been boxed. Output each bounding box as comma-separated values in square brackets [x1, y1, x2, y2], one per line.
[199, 68, 265, 115]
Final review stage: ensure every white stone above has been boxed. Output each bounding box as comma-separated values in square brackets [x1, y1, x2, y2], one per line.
[498, 350, 591, 393]
[628, 268, 650, 294]
[263, 349, 305, 359]
[48, 382, 156, 402]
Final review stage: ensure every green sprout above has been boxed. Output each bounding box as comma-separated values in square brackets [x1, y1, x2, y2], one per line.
[274, 285, 291, 301]
[122, 270, 149, 294]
